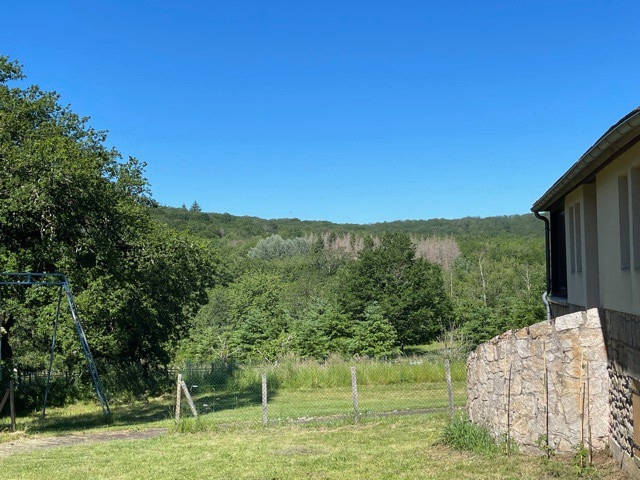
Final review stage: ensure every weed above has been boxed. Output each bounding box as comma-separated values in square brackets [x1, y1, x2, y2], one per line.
[170, 417, 211, 434]
[438, 415, 502, 456]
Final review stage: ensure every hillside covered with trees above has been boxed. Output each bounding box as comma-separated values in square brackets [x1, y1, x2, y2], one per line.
[0, 55, 547, 407]
[156, 206, 546, 364]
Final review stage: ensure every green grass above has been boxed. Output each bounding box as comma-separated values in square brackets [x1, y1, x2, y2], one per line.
[0, 358, 625, 479]
[0, 413, 624, 479]
[440, 415, 507, 456]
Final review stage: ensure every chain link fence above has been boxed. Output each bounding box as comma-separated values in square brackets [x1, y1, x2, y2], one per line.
[176, 357, 466, 425]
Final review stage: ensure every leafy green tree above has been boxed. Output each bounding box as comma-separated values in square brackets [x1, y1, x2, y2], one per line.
[293, 298, 352, 359]
[182, 271, 291, 362]
[0, 56, 214, 395]
[349, 303, 400, 358]
[339, 233, 452, 348]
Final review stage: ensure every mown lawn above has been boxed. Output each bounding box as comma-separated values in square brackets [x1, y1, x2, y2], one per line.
[0, 406, 626, 479]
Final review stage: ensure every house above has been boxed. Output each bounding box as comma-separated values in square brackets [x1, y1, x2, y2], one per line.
[532, 107, 640, 476]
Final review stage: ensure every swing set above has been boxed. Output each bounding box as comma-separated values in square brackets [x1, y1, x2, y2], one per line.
[0, 272, 110, 424]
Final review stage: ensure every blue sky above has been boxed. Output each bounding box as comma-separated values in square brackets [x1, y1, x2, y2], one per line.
[2, 1, 639, 223]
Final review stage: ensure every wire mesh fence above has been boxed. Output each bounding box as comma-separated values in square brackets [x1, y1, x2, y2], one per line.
[176, 356, 467, 425]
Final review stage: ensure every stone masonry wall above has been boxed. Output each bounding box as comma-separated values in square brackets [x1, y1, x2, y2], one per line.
[466, 308, 609, 453]
[601, 308, 640, 475]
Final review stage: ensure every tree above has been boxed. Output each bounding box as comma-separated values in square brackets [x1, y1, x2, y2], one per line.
[0, 56, 214, 395]
[339, 233, 452, 348]
[349, 303, 399, 358]
[293, 298, 352, 359]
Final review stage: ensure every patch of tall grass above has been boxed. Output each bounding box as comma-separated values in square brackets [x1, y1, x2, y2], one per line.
[439, 415, 511, 456]
[180, 355, 466, 393]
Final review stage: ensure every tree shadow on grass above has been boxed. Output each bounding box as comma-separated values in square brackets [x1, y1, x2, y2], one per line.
[4, 398, 173, 434]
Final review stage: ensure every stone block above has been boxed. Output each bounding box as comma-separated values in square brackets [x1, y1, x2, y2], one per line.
[584, 308, 603, 329]
[555, 311, 585, 332]
[528, 320, 553, 338]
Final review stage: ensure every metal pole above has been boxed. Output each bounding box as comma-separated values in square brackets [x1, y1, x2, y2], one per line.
[351, 366, 359, 425]
[42, 285, 63, 418]
[507, 363, 512, 457]
[445, 359, 455, 422]
[9, 380, 15, 432]
[261, 373, 268, 425]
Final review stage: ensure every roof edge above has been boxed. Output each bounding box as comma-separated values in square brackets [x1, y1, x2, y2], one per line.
[532, 107, 640, 212]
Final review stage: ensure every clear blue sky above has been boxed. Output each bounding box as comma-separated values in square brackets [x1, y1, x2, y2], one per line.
[2, 1, 639, 223]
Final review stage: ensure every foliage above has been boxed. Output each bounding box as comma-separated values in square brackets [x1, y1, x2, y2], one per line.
[339, 233, 453, 348]
[247, 234, 311, 260]
[292, 299, 352, 359]
[349, 303, 400, 358]
[0, 56, 214, 398]
[152, 205, 543, 242]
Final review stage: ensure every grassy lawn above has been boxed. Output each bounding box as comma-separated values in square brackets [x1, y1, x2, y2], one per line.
[0, 411, 625, 480]
[0, 359, 627, 479]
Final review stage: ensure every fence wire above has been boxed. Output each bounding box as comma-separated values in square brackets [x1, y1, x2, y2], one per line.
[177, 358, 466, 425]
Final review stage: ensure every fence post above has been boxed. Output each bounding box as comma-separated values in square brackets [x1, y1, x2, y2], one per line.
[507, 363, 512, 457]
[261, 373, 268, 426]
[445, 359, 454, 422]
[350, 366, 359, 425]
[9, 380, 15, 432]
[180, 381, 198, 418]
[175, 373, 182, 423]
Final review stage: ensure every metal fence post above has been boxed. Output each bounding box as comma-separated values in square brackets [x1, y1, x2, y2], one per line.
[445, 359, 454, 422]
[350, 366, 359, 425]
[262, 373, 268, 425]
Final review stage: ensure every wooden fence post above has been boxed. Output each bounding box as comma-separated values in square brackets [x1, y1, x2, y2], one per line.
[181, 381, 198, 418]
[261, 373, 268, 426]
[350, 366, 359, 425]
[175, 373, 182, 423]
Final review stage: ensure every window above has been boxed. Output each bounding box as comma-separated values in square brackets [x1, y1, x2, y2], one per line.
[619, 176, 630, 270]
[550, 208, 568, 298]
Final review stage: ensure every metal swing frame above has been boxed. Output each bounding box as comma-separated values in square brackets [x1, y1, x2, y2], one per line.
[0, 272, 110, 419]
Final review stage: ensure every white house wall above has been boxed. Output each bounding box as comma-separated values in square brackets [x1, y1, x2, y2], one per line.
[595, 142, 640, 315]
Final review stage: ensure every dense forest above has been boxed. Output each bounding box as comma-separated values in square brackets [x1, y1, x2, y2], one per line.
[152, 205, 546, 364]
[0, 55, 547, 406]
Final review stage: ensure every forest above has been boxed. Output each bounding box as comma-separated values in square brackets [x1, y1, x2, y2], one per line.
[0, 55, 547, 407]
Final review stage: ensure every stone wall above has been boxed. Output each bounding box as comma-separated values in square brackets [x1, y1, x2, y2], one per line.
[601, 308, 640, 475]
[466, 308, 609, 453]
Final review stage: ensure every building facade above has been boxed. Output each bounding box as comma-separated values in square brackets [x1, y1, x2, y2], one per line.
[532, 107, 640, 476]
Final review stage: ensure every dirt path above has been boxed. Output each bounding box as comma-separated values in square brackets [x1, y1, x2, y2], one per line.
[0, 427, 167, 458]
